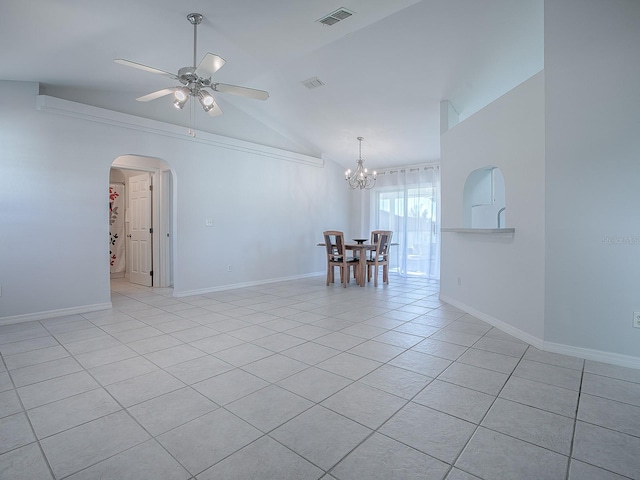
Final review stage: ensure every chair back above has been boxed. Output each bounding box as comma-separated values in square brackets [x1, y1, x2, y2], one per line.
[370, 230, 392, 258]
[323, 230, 346, 259]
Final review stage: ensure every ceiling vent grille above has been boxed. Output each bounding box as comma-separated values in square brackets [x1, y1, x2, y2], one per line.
[302, 77, 325, 89]
[318, 8, 354, 26]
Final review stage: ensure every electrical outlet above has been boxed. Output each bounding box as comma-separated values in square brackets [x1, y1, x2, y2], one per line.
[205, 219, 214, 227]
[633, 312, 640, 329]
[457, 277, 462, 287]
[227, 265, 232, 272]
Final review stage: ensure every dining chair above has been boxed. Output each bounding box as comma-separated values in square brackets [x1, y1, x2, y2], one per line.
[367, 230, 392, 286]
[370, 230, 393, 254]
[323, 230, 359, 287]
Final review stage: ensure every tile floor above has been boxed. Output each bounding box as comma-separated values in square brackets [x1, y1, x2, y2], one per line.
[1, 275, 639, 479]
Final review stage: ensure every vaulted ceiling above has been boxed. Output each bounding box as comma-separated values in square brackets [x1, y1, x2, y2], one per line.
[0, 0, 543, 168]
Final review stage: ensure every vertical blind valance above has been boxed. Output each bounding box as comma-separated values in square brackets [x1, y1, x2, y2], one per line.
[373, 164, 440, 187]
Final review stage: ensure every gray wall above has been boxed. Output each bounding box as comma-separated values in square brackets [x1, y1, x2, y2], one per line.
[544, 0, 640, 360]
[0, 81, 350, 321]
[440, 0, 640, 367]
[440, 72, 546, 343]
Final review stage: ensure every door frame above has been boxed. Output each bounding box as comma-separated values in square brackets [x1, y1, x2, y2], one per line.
[111, 155, 174, 288]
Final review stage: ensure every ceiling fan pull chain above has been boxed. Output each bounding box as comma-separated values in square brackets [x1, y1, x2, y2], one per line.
[189, 98, 196, 137]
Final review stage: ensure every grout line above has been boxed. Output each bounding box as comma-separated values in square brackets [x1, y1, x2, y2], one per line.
[0, 352, 58, 480]
[565, 364, 585, 480]
[2, 275, 636, 479]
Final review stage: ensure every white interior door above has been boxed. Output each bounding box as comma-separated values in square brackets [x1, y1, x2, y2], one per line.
[129, 173, 152, 286]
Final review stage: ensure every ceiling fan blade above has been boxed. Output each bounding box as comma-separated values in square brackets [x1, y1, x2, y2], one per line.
[195, 53, 226, 78]
[212, 83, 269, 101]
[136, 88, 178, 102]
[114, 59, 178, 80]
[208, 102, 224, 117]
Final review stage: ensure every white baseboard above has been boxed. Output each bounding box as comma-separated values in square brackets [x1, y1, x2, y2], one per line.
[174, 272, 324, 298]
[542, 341, 640, 370]
[0, 303, 113, 326]
[0, 273, 324, 325]
[439, 294, 544, 349]
[439, 294, 640, 370]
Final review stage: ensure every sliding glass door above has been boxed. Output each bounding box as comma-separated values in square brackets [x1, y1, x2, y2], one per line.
[372, 165, 440, 279]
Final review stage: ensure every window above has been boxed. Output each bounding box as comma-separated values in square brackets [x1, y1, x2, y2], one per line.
[371, 166, 440, 278]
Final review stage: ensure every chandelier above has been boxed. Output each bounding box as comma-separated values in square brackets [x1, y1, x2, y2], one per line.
[345, 137, 376, 189]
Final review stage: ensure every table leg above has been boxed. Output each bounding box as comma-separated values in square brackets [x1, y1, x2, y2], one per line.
[359, 250, 366, 287]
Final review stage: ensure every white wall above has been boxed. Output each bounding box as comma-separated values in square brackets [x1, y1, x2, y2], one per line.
[440, 72, 546, 342]
[440, 0, 640, 367]
[0, 81, 350, 321]
[544, 0, 640, 361]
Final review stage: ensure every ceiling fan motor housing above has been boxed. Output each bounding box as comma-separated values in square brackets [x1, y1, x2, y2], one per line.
[187, 13, 203, 25]
[178, 66, 198, 84]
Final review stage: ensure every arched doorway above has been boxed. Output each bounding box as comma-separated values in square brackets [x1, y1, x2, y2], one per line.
[109, 154, 175, 289]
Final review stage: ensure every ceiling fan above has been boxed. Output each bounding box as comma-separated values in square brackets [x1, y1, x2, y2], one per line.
[114, 13, 269, 117]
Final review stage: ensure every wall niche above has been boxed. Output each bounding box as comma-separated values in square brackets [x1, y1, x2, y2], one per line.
[463, 166, 506, 229]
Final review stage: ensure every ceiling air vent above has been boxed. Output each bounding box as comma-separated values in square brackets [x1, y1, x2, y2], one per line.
[302, 77, 325, 89]
[318, 8, 354, 26]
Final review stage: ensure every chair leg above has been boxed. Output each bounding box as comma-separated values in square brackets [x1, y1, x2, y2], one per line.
[383, 264, 389, 284]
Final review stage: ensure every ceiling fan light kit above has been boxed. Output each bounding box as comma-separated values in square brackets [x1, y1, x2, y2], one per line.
[114, 13, 269, 118]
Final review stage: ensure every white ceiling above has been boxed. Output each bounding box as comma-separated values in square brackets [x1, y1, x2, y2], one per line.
[0, 0, 543, 169]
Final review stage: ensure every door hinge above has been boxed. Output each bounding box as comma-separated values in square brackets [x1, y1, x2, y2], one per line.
[149, 228, 153, 234]
[149, 185, 153, 191]
[150, 270, 153, 277]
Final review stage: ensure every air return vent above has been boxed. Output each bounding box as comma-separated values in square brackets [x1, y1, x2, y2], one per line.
[318, 8, 354, 26]
[302, 77, 325, 89]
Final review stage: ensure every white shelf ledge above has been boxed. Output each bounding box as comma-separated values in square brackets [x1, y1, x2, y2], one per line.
[441, 228, 515, 234]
